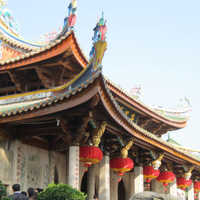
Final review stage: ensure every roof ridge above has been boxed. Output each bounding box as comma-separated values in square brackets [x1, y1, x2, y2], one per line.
[104, 76, 189, 123]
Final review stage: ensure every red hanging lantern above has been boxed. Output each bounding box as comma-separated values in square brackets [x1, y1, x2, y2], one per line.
[110, 157, 134, 177]
[177, 177, 192, 190]
[157, 171, 175, 187]
[194, 181, 200, 193]
[143, 166, 160, 183]
[80, 146, 103, 167]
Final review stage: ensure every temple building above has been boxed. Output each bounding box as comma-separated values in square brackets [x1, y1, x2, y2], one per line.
[0, 1, 199, 200]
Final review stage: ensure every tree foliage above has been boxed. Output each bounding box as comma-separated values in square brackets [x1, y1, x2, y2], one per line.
[37, 184, 86, 200]
[0, 181, 7, 199]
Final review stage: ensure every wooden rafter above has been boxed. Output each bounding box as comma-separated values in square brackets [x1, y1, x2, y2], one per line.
[35, 67, 53, 88]
[18, 127, 63, 139]
[7, 71, 24, 92]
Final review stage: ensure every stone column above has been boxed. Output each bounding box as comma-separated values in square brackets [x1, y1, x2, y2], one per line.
[188, 183, 194, 200]
[133, 166, 144, 194]
[67, 146, 79, 189]
[168, 179, 177, 198]
[87, 165, 96, 200]
[151, 179, 165, 194]
[110, 170, 119, 200]
[99, 155, 110, 200]
[122, 172, 135, 200]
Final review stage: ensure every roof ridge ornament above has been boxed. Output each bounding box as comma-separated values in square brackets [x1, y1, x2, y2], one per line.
[89, 12, 107, 71]
[0, 0, 6, 7]
[63, 0, 77, 31]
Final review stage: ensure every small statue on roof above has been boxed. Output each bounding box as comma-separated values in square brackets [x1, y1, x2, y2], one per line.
[130, 85, 142, 100]
[0, 0, 6, 7]
[92, 12, 107, 44]
[89, 12, 107, 70]
[64, 0, 77, 30]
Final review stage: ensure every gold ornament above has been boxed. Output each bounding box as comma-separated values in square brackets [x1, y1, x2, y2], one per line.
[92, 121, 107, 147]
[92, 40, 107, 70]
[152, 153, 164, 170]
[121, 139, 134, 158]
[184, 166, 194, 180]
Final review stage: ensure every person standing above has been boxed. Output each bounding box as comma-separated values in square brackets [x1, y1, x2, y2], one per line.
[9, 184, 28, 200]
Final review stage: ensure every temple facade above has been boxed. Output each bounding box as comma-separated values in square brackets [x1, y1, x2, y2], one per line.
[0, 1, 199, 200]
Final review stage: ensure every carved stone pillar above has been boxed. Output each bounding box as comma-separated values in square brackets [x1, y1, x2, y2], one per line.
[168, 179, 177, 198]
[151, 179, 165, 194]
[122, 172, 135, 200]
[87, 165, 96, 200]
[133, 166, 144, 194]
[110, 170, 118, 200]
[188, 183, 194, 200]
[67, 146, 79, 189]
[99, 155, 110, 200]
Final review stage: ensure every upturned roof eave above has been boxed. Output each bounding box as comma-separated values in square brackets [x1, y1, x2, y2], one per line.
[0, 74, 197, 166]
[105, 78, 188, 129]
[0, 31, 88, 70]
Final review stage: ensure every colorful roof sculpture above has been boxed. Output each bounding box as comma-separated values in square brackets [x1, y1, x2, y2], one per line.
[0, 0, 199, 177]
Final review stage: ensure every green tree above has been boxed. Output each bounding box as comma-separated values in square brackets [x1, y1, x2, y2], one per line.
[0, 181, 7, 200]
[38, 184, 86, 200]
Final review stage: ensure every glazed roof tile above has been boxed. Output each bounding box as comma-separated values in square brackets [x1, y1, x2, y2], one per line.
[102, 78, 200, 162]
[0, 31, 69, 65]
[105, 77, 189, 123]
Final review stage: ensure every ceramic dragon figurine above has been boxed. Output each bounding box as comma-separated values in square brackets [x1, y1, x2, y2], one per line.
[121, 139, 134, 158]
[92, 121, 107, 147]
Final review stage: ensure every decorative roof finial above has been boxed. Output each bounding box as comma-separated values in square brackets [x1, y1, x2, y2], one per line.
[0, 0, 6, 7]
[64, 0, 77, 31]
[89, 12, 107, 70]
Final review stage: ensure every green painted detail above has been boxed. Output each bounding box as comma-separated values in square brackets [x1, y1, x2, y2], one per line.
[0, 99, 47, 114]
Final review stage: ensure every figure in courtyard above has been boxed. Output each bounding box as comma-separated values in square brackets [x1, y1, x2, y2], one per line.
[9, 184, 28, 200]
[27, 188, 37, 200]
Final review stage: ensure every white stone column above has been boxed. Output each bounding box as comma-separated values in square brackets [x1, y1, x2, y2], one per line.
[151, 179, 165, 194]
[68, 146, 79, 189]
[99, 155, 110, 200]
[168, 179, 177, 198]
[122, 172, 135, 200]
[188, 183, 194, 200]
[133, 166, 144, 194]
[110, 170, 118, 200]
[87, 165, 96, 200]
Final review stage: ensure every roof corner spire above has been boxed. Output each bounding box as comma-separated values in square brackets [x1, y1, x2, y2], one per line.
[63, 0, 77, 32]
[89, 13, 107, 71]
[0, 0, 7, 8]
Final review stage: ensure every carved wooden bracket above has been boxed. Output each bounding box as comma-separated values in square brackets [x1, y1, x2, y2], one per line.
[121, 139, 134, 158]
[92, 121, 107, 147]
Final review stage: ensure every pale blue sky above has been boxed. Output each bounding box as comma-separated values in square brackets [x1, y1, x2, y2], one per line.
[7, 0, 200, 149]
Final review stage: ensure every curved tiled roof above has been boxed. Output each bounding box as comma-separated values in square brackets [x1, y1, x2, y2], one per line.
[105, 77, 189, 123]
[0, 27, 188, 129]
[0, 32, 70, 65]
[0, 70, 198, 164]
[0, 18, 44, 51]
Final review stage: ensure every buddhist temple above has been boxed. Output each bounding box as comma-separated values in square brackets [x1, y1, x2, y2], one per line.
[0, 1, 199, 200]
